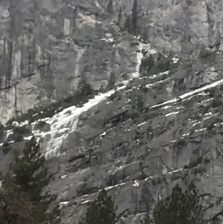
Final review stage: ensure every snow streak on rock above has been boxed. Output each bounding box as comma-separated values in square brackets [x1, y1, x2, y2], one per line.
[151, 78, 223, 109]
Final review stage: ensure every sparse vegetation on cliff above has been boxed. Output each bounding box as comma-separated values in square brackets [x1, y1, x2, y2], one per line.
[13, 137, 51, 203]
[6, 78, 97, 125]
[0, 137, 60, 224]
[79, 189, 116, 224]
[125, 0, 138, 35]
[140, 53, 179, 76]
[141, 182, 204, 224]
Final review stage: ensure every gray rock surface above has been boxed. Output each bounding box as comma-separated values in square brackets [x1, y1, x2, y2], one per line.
[40, 53, 223, 224]
[1, 1, 223, 224]
[1, 0, 223, 123]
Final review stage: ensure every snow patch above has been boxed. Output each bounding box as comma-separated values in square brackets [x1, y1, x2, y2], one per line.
[151, 78, 223, 109]
[99, 132, 107, 138]
[60, 175, 68, 179]
[146, 77, 171, 88]
[133, 180, 140, 187]
[81, 200, 90, 205]
[101, 37, 114, 42]
[105, 182, 126, 191]
[150, 70, 170, 79]
[165, 111, 180, 117]
[137, 122, 147, 127]
[24, 135, 34, 141]
[59, 201, 69, 205]
[173, 57, 179, 64]
[59, 201, 69, 208]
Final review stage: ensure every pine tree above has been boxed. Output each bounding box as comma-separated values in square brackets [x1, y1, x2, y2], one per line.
[142, 182, 204, 224]
[0, 123, 4, 141]
[13, 137, 51, 203]
[107, 0, 114, 14]
[0, 176, 60, 224]
[0, 137, 60, 224]
[79, 189, 116, 224]
[106, 72, 116, 91]
[132, 0, 138, 35]
[0, 178, 46, 224]
[125, 0, 138, 35]
[124, 15, 133, 34]
[117, 9, 122, 27]
[78, 77, 94, 98]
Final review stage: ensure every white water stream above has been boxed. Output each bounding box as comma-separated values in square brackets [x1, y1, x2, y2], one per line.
[28, 90, 115, 158]
[132, 42, 143, 78]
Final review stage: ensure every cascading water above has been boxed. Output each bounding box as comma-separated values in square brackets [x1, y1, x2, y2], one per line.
[6, 41, 155, 157]
[132, 42, 143, 78]
[42, 90, 116, 158]
[42, 42, 149, 157]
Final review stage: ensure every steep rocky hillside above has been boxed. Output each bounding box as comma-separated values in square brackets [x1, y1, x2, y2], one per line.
[1, 50, 223, 223]
[1, 0, 223, 123]
[1, 0, 223, 224]
[48, 53, 223, 224]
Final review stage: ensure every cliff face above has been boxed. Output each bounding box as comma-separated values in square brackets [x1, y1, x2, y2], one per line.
[1, 0, 223, 124]
[135, 0, 223, 53]
[1, 52, 223, 223]
[1, 1, 223, 223]
[0, 0, 136, 123]
[43, 53, 223, 224]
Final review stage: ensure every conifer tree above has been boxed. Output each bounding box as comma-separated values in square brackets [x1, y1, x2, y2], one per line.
[132, 0, 138, 35]
[13, 137, 51, 203]
[124, 0, 138, 35]
[107, 0, 114, 14]
[117, 8, 122, 27]
[78, 77, 94, 98]
[0, 177, 46, 224]
[79, 189, 116, 224]
[0, 138, 60, 224]
[0, 177, 59, 224]
[141, 182, 204, 224]
[0, 123, 4, 141]
[107, 72, 116, 91]
[124, 15, 133, 34]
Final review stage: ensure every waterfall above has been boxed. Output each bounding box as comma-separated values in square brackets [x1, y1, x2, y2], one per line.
[132, 42, 143, 78]
[40, 90, 116, 158]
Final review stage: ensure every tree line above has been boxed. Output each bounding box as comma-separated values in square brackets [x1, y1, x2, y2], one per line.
[108, 0, 139, 36]
[0, 137, 59, 224]
[0, 136, 205, 224]
[80, 182, 204, 224]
